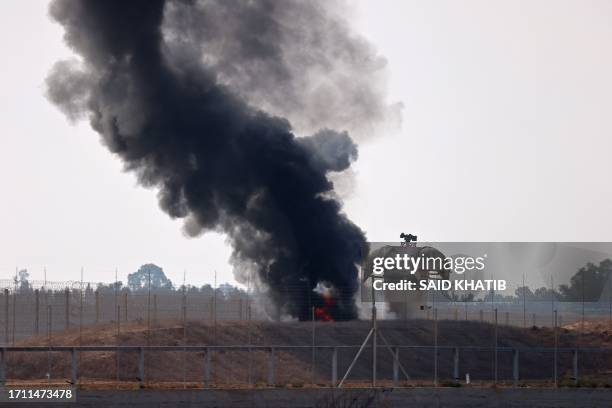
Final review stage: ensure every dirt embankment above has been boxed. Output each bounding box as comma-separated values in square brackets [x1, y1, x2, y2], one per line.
[5, 319, 612, 386]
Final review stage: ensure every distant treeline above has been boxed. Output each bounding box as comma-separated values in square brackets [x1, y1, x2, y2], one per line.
[7, 263, 247, 298]
[452, 259, 612, 303]
[7, 259, 612, 303]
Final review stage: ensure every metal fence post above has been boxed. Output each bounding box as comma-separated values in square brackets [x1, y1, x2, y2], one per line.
[553, 310, 558, 387]
[247, 346, 252, 386]
[392, 347, 399, 386]
[65, 289, 70, 330]
[48, 305, 52, 343]
[4, 289, 8, 344]
[494, 308, 498, 384]
[434, 308, 438, 387]
[138, 347, 145, 388]
[95, 290, 99, 324]
[268, 347, 275, 386]
[332, 347, 338, 387]
[573, 349, 578, 385]
[209, 297, 214, 322]
[71, 347, 77, 385]
[0, 345, 609, 390]
[153, 294, 157, 324]
[35, 289, 40, 335]
[0, 348, 5, 385]
[204, 348, 211, 388]
[513, 349, 519, 386]
[124, 293, 128, 322]
[10, 290, 14, 345]
[453, 347, 459, 380]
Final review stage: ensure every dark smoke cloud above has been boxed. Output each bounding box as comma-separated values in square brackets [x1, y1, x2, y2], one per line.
[162, 0, 402, 140]
[46, 0, 382, 320]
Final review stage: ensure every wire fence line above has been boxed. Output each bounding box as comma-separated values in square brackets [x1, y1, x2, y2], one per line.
[1, 344, 611, 388]
[0, 277, 610, 388]
[0, 279, 611, 343]
[0, 285, 259, 343]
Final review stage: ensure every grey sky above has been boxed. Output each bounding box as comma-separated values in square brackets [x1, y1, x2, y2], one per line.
[2, 1, 612, 286]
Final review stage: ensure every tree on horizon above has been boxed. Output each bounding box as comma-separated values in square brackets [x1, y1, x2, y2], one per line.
[127, 263, 173, 291]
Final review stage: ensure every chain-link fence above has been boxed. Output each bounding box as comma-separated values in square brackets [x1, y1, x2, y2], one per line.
[0, 279, 611, 343]
[0, 279, 611, 388]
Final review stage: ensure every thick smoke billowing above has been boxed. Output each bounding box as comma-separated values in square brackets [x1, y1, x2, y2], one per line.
[162, 0, 402, 140]
[47, 0, 391, 320]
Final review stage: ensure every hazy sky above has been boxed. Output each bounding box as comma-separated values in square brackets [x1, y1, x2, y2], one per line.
[2, 1, 612, 286]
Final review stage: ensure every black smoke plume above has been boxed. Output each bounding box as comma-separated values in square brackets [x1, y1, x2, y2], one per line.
[161, 0, 402, 141]
[47, 0, 379, 320]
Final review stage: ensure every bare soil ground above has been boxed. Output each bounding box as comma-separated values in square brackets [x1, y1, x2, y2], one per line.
[5, 319, 612, 388]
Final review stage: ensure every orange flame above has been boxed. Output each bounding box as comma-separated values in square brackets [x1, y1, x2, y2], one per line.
[314, 306, 333, 321]
[314, 291, 335, 321]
